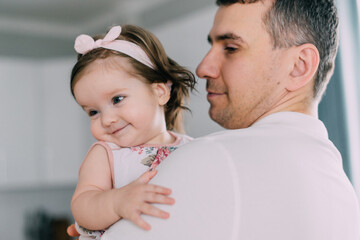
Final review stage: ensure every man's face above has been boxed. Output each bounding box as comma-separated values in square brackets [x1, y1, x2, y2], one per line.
[196, 2, 290, 129]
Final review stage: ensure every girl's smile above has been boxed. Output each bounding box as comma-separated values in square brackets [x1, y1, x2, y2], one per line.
[73, 56, 173, 147]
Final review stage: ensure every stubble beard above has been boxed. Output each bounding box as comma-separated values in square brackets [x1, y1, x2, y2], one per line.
[209, 89, 275, 130]
[209, 104, 248, 129]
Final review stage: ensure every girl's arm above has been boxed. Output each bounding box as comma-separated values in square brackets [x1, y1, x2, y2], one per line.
[71, 144, 175, 231]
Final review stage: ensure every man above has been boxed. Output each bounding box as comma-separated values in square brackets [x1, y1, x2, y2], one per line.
[70, 0, 360, 239]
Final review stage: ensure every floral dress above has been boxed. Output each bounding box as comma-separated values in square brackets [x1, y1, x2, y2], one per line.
[75, 132, 192, 240]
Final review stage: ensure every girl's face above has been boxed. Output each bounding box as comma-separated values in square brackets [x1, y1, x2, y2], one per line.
[73, 57, 170, 147]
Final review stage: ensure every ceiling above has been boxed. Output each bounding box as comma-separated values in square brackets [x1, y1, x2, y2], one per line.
[0, 0, 213, 58]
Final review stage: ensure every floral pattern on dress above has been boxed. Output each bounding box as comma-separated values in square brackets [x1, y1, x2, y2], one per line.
[76, 222, 104, 240]
[131, 146, 178, 169]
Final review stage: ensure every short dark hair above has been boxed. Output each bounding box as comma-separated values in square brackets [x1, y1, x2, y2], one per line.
[216, 0, 339, 99]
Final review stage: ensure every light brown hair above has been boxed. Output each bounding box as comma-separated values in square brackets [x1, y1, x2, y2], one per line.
[71, 24, 196, 133]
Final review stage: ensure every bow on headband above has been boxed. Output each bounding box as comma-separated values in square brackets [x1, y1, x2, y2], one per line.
[74, 26, 154, 69]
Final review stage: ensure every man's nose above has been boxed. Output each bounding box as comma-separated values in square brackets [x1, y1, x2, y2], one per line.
[196, 50, 220, 80]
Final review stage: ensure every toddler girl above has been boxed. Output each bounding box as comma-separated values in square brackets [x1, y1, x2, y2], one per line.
[70, 25, 196, 239]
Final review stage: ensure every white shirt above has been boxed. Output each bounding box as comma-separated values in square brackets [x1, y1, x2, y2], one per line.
[102, 112, 360, 240]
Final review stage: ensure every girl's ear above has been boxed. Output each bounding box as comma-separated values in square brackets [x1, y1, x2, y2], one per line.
[287, 43, 319, 92]
[152, 82, 171, 106]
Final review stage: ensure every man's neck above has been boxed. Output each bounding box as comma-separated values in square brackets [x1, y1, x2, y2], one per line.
[254, 89, 319, 126]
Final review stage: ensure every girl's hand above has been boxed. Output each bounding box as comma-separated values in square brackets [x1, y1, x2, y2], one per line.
[114, 169, 175, 230]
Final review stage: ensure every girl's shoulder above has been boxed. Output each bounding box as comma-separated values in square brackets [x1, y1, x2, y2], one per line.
[91, 141, 121, 150]
[169, 131, 193, 146]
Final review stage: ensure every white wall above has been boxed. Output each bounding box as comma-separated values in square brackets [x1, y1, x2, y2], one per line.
[0, 57, 90, 239]
[0, 57, 90, 187]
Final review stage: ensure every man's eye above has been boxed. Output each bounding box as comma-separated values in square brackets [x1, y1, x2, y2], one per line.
[88, 110, 98, 117]
[225, 46, 237, 53]
[112, 96, 124, 104]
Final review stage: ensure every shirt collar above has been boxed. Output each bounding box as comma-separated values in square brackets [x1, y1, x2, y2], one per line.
[251, 111, 329, 139]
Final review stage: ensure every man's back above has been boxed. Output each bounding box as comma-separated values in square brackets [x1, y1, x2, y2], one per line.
[102, 112, 360, 240]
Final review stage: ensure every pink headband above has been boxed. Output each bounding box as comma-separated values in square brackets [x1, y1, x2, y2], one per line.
[74, 26, 154, 69]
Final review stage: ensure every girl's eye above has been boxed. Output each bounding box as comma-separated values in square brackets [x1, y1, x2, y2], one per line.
[88, 110, 98, 117]
[112, 96, 124, 104]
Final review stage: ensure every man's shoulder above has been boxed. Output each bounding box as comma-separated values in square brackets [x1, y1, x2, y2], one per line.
[167, 129, 255, 163]
[187, 127, 265, 146]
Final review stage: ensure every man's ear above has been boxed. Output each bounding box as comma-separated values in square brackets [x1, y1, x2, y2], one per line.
[287, 43, 319, 92]
[152, 82, 171, 106]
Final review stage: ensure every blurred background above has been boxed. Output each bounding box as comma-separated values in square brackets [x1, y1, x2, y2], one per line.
[0, 0, 359, 239]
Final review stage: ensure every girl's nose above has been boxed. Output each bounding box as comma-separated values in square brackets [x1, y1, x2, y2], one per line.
[196, 49, 220, 80]
[101, 109, 118, 127]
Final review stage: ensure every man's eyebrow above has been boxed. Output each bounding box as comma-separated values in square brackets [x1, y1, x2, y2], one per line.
[207, 33, 246, 44]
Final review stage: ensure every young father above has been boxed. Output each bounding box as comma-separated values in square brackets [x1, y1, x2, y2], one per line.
[72, 0, 360, 239]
